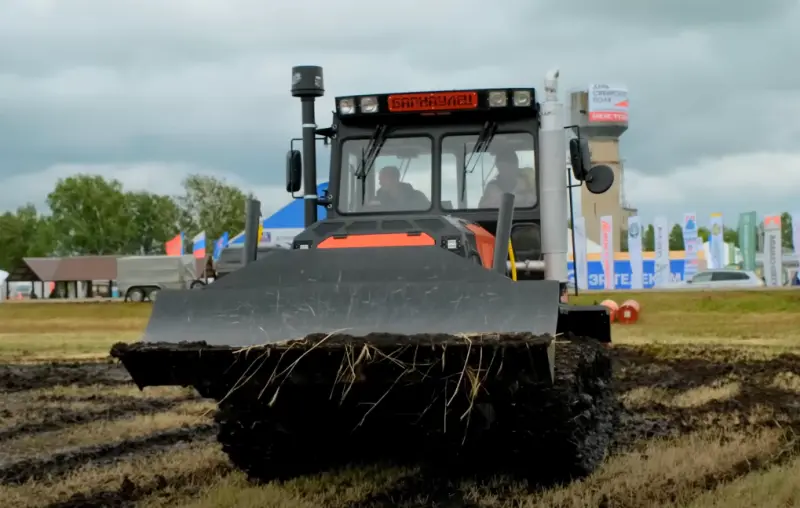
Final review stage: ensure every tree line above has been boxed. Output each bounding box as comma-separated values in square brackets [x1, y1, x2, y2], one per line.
[0, 173, 253, 270]
[617, 212, 795, 252]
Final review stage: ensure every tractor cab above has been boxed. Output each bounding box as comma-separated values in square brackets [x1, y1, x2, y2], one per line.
[287, 88, 546, 233]
[284, 66, 613, 279]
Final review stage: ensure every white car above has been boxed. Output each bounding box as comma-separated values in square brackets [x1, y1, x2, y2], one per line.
[682, 269, 765, 289]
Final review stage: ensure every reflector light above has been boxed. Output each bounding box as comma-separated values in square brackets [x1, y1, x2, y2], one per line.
[512, 90, 532, 106]
[359, 96, 379, 113]
[338, 98, 355, 114]
[488, 91, 507, 107]
[388, 91, 478, 112]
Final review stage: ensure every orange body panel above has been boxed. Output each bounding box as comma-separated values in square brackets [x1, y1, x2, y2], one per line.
[465, 224, 495, 269]
[317, 233, 436, 249]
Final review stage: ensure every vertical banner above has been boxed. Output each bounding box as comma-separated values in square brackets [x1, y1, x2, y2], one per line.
[763, 215, 782, 286]
[600, 215, 614, 289]
[682, 213, 699, 279]
[792, 212, 800, 257]
[709, 213, 724, 269]
[654, 216, 670, 287]
[573, 217, 589, 290]
[627, 215, 643, 289]
[738, 211, 757, 271]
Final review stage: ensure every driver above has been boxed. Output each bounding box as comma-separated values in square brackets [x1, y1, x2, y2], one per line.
[375, 165, 430, 210]
[478, 150, 536, 208]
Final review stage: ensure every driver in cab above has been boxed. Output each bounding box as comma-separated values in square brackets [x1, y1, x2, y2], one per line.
[375, 165, 430, 210]
[478, 150, 536, 208]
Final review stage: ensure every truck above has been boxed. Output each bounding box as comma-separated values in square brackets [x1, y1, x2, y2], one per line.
[213, 244, 285, 280]
[117, 255, 202, 302]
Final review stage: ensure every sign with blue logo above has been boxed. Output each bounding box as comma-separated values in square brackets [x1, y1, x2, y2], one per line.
[568, 259, 686, 290]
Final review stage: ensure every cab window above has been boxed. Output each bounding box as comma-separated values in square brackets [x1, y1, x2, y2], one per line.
[338, 136, 432, 214]
[441, 132, 536, 210]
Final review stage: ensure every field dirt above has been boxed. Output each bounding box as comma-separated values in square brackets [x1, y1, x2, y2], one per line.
[1, 293, 800, 507]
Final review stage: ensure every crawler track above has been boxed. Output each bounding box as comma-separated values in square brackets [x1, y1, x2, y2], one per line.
[203, 333, 617, 485]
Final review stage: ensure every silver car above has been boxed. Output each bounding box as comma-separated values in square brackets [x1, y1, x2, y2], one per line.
[683, 269, 765, 289]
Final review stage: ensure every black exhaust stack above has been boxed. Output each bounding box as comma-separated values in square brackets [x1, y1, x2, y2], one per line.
[291, 66, 325, 227]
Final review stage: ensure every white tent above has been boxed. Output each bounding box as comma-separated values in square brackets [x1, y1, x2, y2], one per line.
[0, 269, 8, 301]
[567, 229, 602, 254]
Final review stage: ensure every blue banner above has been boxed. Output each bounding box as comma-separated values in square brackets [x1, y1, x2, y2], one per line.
[568, 259, 686, 290]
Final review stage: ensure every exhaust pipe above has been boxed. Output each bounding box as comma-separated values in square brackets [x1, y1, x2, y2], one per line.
[290, 65, 325, 227]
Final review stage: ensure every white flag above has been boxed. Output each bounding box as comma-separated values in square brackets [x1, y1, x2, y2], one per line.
[573, 217, 589, 290]
[709, 213, 724, 269]
[654, 216, 671, 287]
[627, 216, 643, 289]
[600, 215, 614, 289]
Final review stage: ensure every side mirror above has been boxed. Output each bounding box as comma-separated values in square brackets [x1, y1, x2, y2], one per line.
[568, 138, 592, 181]
[285, 150, 302, 193]
[584, 164, 614, 194]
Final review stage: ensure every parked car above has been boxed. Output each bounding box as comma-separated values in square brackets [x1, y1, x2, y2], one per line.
[679, 269, 765, 290]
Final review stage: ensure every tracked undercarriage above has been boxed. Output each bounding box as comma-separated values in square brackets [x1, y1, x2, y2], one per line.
[112, 332, 616, 484]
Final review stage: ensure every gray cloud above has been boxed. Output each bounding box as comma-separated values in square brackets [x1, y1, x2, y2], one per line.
[1, 0, 799, 219]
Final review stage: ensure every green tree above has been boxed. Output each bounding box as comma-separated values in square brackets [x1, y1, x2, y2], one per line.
[642, 224, 655, 251]
[669, 224, 684, 250]
[0, 204, 56, 270]
[619, 229, 628, 252]
[46, 175, 132, 255]
[176, 175, 251, 248]
[781, 212, 793, 250]
[723, 227, 738, 246]
[125, 191, 182, 254]
[697, 227, 710, 243]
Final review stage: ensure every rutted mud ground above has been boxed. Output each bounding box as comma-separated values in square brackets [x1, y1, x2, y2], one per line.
[1, 345, 799, 508]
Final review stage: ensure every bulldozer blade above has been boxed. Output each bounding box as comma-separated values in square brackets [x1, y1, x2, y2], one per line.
[140, 246, 561, 346]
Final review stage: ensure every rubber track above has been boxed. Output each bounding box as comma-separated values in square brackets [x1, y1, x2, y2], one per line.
[214, 335, 617, 485]
[0, 424, 215, 485]
[0, 396, 198, 443]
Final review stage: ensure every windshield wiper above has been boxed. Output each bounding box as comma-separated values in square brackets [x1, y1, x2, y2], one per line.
[461, 121, 497, 202]
[355, 124, 389, 205]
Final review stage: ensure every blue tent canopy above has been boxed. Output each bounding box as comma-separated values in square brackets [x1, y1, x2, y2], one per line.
[229, 182, 328, 245]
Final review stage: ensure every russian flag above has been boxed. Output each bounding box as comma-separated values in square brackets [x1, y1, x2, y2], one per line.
[192, 231, 207, 259]
[165, 233, 184, 256]
[213, 232, 229, 261]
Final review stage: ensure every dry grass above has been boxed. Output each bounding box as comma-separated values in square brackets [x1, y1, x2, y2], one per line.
[0, 291, 798, 507]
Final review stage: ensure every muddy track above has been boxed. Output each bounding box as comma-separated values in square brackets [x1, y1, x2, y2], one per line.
[0, 362, 131, 392]
[0, 395, 200, 442]
[610, 346, 800, 446]
[42, 464, 231, 508]
[0, 424, 215, 485]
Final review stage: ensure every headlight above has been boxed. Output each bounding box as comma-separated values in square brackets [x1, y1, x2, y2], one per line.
[338, 98, 356, 115]
[359, 96, 379, 113]
[488, 91, 508, 107]
[512, 90, 532, 107]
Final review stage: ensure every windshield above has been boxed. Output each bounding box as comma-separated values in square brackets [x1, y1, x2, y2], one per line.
[338, 136, 432, 213]
[441, 132, 536, 210]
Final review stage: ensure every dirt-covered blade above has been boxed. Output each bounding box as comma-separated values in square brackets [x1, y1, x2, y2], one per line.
[142, 279, 559, 346]
[140, 246, 560, 346]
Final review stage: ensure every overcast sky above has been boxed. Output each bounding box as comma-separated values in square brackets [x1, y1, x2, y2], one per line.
[2, 0, 799, 227]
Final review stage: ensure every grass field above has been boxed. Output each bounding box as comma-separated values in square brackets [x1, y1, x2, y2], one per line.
[1, 291, 799, 507]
